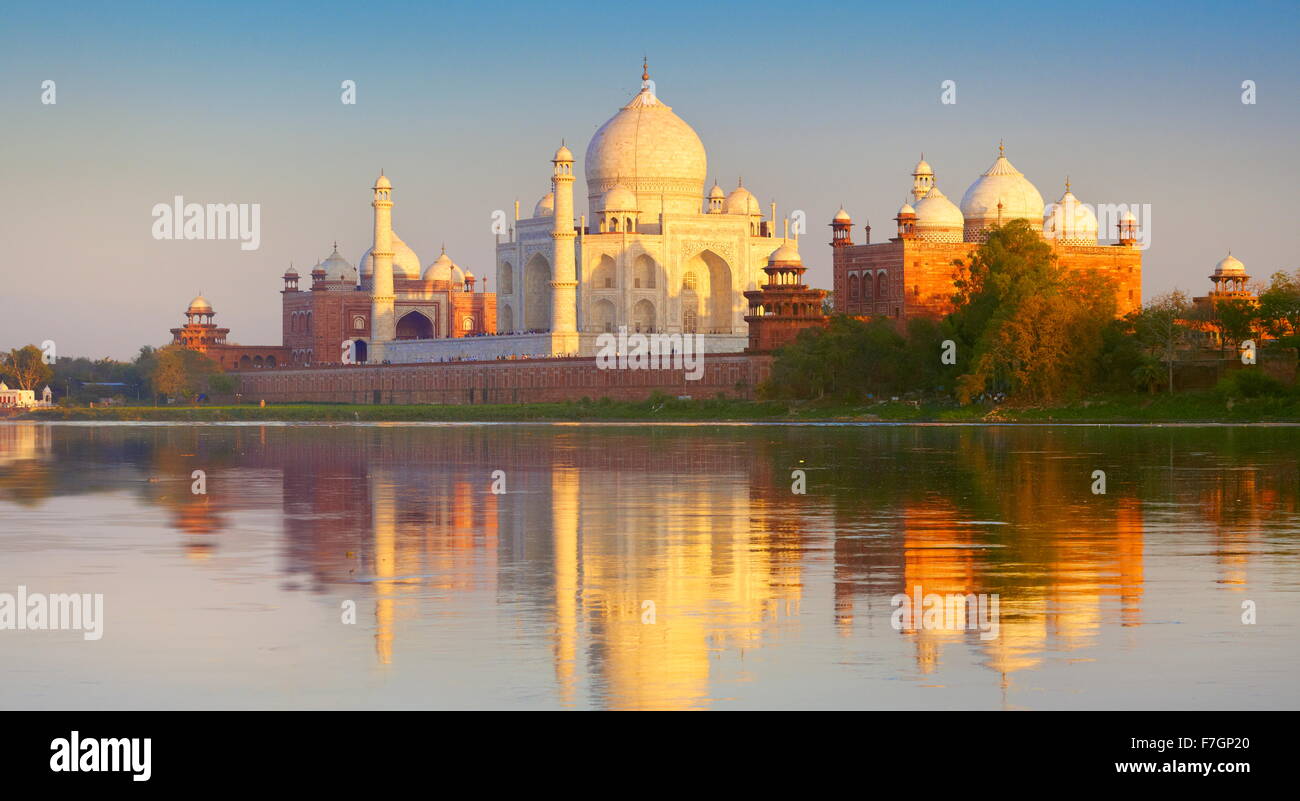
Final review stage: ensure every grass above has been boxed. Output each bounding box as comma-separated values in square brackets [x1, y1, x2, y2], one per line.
[16, 390, 1300, 423]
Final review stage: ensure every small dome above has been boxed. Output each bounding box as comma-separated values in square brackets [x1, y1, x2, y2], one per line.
[187, 295, 213, 314]
[1120, 210, 1137, 223]
[1215, 252, 1246, 276]
[423, 248, 463, 283]
[724, 182, 761, 215]
[897, 202, 916, 216]
[768, 241, 802, 264]
[284, 265, 298, 276]
[320, 244, 357, 282]
[913, 155, 933, 176]
[833, 207, 852, 222]
[374, 173, 391, 190]
[602, 183, 638, 212]
[554, 144, 574, 162]
[533, 192, 555, 218]
[914, 186, 963, 228]
[1042, 182, 1098, 244]
[709, 182, 726, 199]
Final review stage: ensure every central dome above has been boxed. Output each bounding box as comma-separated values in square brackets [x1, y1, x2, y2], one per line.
[585, 67, 707, 220]
[960, 144, 1044, 239]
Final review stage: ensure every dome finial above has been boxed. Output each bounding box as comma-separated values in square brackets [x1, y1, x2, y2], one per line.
[1065, 176, 1071, 193]
[642, 56, 649, 83]
[998, 140, 1005, 157]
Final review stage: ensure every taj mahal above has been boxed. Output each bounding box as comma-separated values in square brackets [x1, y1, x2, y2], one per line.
[490, 60, 791, 360]
[175, 62, 805, 368]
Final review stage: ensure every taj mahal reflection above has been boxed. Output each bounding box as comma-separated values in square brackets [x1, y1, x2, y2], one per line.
[2, 423, 1291, 709]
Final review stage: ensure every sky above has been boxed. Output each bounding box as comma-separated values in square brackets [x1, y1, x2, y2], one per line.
[1, 0, 1297, 360]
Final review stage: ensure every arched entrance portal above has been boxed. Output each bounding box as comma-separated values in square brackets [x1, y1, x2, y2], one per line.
[396, 311, 435, 340]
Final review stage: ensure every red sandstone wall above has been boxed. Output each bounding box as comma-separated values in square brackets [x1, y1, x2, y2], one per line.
[230, 354, 774, 405]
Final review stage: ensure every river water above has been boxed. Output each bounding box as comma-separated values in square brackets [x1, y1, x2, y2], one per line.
[1, 421, 1297, 710]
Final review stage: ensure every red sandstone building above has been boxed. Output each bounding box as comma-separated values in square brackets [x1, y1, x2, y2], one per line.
[171, 242, 496, 369]
[744, 241, 828, 352]
[280, 244, 496, 365]
[831, 150, 1143, 322]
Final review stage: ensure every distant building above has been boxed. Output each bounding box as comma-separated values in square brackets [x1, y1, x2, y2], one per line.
[831, 148, 1143, 323]
[170, 295, 288, 370]
[0, 382, 52, 408]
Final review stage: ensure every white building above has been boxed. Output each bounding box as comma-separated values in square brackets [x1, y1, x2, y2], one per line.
[0, 383, 52, 408]
[493, 61, 790, 356]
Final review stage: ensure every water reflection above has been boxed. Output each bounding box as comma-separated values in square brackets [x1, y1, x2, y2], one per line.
[1, 422, 1297, 710]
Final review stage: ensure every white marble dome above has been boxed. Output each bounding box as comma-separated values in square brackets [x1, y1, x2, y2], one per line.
[533, 192, 554, 218]
[602, 183, 638, 212]
[960, 146, 1044, 230]
[768, 241, 801, 263]
[423, 248, 465, 284]
[914, 185, 963, 230]
[584, 71, 707, 218]
[320, 245, 357, 282]
[358, 232, 421, 280]
[724, 182, 761, 215]
[1043, 183, 1098, 245]
[1214, 253, 1246, 276]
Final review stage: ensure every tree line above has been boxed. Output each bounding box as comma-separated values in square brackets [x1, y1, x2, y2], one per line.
[764, 219, 1299, 404]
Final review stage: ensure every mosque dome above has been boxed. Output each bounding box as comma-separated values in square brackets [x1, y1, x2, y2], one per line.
[358, 232, 422, 279]
[320, 244, 357, 282]
[960, 144, 1044, 230]
[187, 295, 213, 314]
[554, 144, 574, 162]
[423, 248, 465, 284]
[709, 182, 726, 200]
[584, 63, 707, 218]
[898, 202, 916, 216]
[913, 185, 964, 233]
[769, 241, 802, 264]
[602, 183, 639, 212]
[533, 192, 555, 218]
[375, 173, 391, 190]
[1214, 253, 1246, 276]
[1042, 181, 1098, 245]
[724, 182, 761, 215]
[913, 156, 933, 176]
[833, 207, 852, 222]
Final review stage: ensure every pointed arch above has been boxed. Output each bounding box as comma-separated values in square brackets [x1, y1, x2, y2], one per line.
[396, 310, 435, 340]
[524, 253, 552, 331]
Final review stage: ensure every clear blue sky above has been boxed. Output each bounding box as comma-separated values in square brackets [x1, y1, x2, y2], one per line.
[1, 0, 1297, 359]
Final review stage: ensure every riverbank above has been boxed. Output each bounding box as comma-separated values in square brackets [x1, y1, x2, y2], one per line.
[14, 391, 1300, 423]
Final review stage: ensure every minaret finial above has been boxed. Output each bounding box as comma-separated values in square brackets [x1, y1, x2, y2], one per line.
[998, 140, 1005, 157]
[1065, 176, 1071, 193]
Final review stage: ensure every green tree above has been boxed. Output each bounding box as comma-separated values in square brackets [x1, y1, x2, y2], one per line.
[948, 220, 1116, 403]
[1, 345, 54, 391]
[1255, 270, 1300, 339]
[1132, 290, 1194, 395]
[149, 345, 221, 402]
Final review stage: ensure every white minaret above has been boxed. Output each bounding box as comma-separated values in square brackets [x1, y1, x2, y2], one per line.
[549, 144, 579, 354]
[369, 172, 396, 362]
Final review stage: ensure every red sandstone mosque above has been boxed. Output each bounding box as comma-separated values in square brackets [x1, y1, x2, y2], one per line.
[830, 147, 1144, 321]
